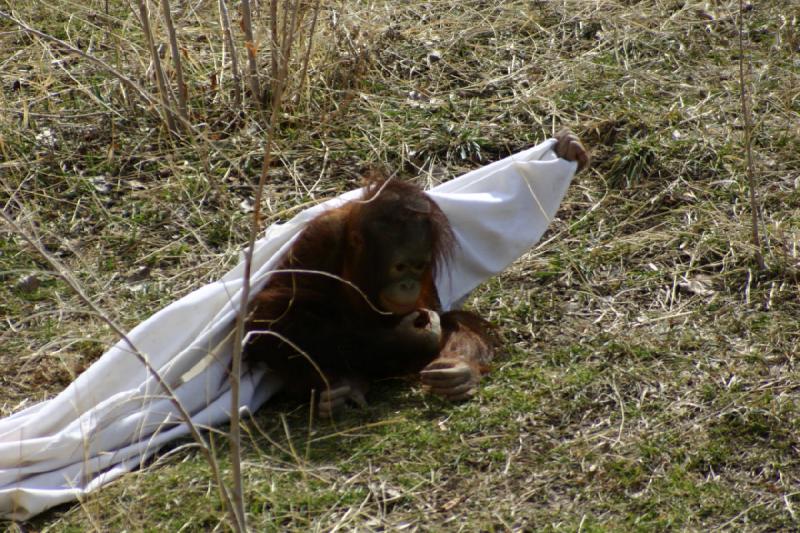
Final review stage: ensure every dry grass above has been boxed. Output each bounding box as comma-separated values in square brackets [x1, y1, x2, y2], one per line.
[2, 0, 800, 530]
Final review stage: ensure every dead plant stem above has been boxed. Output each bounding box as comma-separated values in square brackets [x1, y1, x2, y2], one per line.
[160, 0, 188, 121]
[135, 0, 178, 133]
[241, 0, 261, 109]
[297, 0, 322, 103]
[738, 0, 765, 271]
[218, 0, 242, 107]
[229, 5, 304, 524]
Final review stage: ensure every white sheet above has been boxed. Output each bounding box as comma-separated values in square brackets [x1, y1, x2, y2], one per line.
[0, 138, 575, 520]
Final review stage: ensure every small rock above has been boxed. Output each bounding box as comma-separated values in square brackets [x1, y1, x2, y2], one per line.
[126, 265, 151, 283]
[16, 274, 40, 292]
[427, 49, 442, 64]
[35, 128, 57, 150]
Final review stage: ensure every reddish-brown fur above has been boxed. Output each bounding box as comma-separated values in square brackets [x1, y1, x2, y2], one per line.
[245, 178, 495, 405]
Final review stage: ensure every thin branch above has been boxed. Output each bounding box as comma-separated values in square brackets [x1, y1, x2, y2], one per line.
[297, 0, 322, 103]
[160, 0, 188, 121]
[226, 2, 273, 526]
[270, 0, 279, 92]
[218, 0, 242, 107]
[241, 0, 262, 108]
[738, 0, 765, 271]
[228, 3, 311, 525]
[135, 0, 178, 132]
[277, 0, 302, 103]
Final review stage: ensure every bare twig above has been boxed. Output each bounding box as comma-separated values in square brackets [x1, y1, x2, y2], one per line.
[277, 0, 302, 104]
[226, 3, 279, 528]
[738, 0, 765, 271]
[270, 0, 279, 91]
[241, 0, 262, 109]
[226, 125, 276, 533]
[218, 0, 242, 107]
[135, 0, 178, 132]
[297, 0, 322, 103]
[160, 0, 188, 121]
[228, 3, 320, 526]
